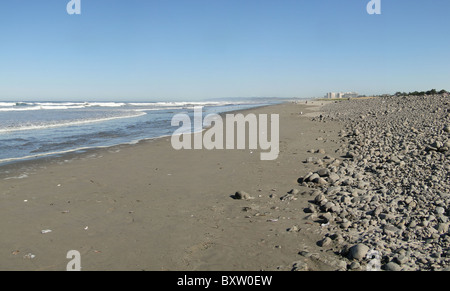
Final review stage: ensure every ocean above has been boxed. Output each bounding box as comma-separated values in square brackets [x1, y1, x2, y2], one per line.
[0, 100, 279, 166]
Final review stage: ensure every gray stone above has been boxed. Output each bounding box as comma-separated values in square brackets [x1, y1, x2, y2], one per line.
[323, 202, 335, 212]
[288, 189, 300, 195]
[394, 255, 408, 265]
[234, 191, 253, 200]
[341, 221, 351, 229]
[317, 168, 330, 177]
[326, 186, 341, 195]
[319, 237, 332, 247]
[291, 261, 309, 271]
[436, 223, 449, 234]
[321, 212, 333, 222]
[435, 207, 445, 215]
[314, 193, 326, 204]
[383, 224, 402, 236]
[328, 173, 340, 183]
[315, 177, 328, 185]
[349, 261, 361, 270]
[306, 157, 318, 163]
[307, 94, 450, 271]
[384, 262, 402, 271]
[348, 244, 369, 261]
[307, 173, 320, 182]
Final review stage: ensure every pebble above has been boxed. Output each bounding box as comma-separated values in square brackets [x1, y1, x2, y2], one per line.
[384, 262, 402, 271]
[319, 237, 333, 247]
[23, 253, 36, 259]
[435, 207, 445, 215]
[296, 94, 450, 270]
[349, 261, 361, 270]
[233, 191, 253, 200]
[348, 244, 369, 261]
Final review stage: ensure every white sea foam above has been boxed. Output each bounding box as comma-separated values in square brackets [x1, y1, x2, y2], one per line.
[0, 101, 257, 111]
[0, 147, 99, 164]
[4, 174, 29, 180]
[0, 106, 43, 112]
[0, 102, 19, 107]
[85, 102, 127, 107]
[127, 101, 249, 107]
[0, 101, 128, 111]
[0, 111, 147, 133]
[0, 135, 164, 165]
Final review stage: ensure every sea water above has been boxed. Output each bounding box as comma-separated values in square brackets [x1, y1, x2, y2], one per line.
[0, 100, 279, 165]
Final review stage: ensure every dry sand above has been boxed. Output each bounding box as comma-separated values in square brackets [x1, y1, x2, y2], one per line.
[0, 101, 345, 271]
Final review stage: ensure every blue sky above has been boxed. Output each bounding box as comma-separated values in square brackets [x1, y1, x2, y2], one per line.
[0, 0, 449, 101]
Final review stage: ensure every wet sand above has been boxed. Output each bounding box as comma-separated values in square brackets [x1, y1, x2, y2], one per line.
[0, 101, 345, 271]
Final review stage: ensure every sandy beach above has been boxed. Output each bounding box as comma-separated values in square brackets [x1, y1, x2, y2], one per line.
[3, 0, 450, 274]
[0, 101, 346, 271]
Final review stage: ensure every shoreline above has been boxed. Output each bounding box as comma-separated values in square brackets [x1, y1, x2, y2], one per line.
[0, 102, 285, 180]
[0, 100, 347, 271]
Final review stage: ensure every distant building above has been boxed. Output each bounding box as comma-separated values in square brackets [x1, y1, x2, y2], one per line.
[325, 92, 359, 99]
[343, 92, 359, 98]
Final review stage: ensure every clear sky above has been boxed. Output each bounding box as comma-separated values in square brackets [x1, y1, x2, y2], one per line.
[0, 0, 449, 101]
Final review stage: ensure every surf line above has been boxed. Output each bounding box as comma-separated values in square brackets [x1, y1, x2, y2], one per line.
[171, 106, 279, 161]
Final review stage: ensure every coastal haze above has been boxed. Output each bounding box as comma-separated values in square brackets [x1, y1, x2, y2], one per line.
[1, 1, 449, 273]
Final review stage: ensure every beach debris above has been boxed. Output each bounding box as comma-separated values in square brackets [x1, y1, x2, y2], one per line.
[280, 193, 297, 202]
[280, 189, 300, 202]
[23, 253, 36, 259]
[233, 191, 254, 200]
[287, 225, 299, 232]
[41, 229, 52, 234]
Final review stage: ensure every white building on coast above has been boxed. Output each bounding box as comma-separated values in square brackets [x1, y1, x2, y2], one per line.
[325, 92, 359, 99]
